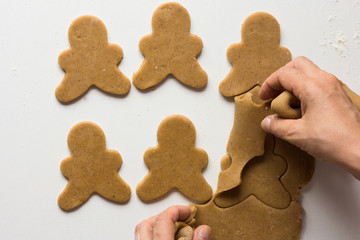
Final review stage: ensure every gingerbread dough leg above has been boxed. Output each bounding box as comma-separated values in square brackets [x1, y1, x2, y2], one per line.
[176, 174, 212, 202]
[136, 173, 172, 201]
[171, 60, 207, 88]
[95, 69, 131, 95]
[219, 67, 255, 97]
[133, 60, 169, 89]
[96, 176, 131, 202]
[58, 182, 93, 210]
[55, 76, 90, 102]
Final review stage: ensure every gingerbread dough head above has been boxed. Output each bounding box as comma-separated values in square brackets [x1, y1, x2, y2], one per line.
[68, 15, 107, 48]
[58, 122, 131, 211]
[157, 115, 195, 148]
[136, 115, 212, 202]
[68, 122, 106, 154]
[152, 2, 191, 33]
[219, 12, 291, 97]
[242, 12, 280, 47]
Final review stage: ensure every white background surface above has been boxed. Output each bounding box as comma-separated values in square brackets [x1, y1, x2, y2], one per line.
[1, 0, 360, 239]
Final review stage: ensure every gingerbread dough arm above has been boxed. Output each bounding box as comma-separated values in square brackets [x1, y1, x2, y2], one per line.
[60, 156, 74, 178]
[138, 35, 154, 57]
[58, 50, 72, 71]
[196, 149, 209, 169]
[187, 34, 203, 56]
[226, 43, 242, 64]
[108, 43, 124, 63]
[56, 49, 93, 102]
[103, 150, 123, 170]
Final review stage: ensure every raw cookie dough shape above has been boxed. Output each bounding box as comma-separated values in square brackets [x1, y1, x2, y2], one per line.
[275, 137, 315, 201]
[56, 15, 131, 103]
[136, 114, 212, 202]
[175, 206, 197, 240]
[214, 134, 291, 209]
[219, 12, 291, 97]
[133, 2, 207, 90]
[271, 91, 301, 119]
[58, 122, 131, 211]
[193, 196, 302, 240]
[216, 87, 271, 193]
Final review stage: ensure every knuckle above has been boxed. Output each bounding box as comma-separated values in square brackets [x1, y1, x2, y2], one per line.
[293, 56, 307, 65]
[135, 222, 143, 233]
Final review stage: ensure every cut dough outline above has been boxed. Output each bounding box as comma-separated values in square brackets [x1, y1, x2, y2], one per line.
[56, 15, 131, 103]
[133, 2, 207, 90]
[136, 114, 212, 203]
[58, 121, 131, 211]
[214, 134, 293, 210]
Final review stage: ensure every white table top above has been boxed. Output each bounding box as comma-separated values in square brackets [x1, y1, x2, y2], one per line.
[1, 0, 360, 239]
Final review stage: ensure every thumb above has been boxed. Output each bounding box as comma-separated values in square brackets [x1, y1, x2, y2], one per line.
[193, 225, 211, 240]
[261, 115, 301, 142]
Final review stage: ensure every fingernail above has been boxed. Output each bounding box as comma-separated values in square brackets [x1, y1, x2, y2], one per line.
[198, 226, 211, 240]
[262, 117, 271, 132]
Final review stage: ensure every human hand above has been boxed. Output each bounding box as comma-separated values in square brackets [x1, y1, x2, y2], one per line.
[259, 56, 360, 180]
[135, 205, 211, 240]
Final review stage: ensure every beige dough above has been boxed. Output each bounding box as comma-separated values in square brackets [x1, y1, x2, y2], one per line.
[174, 206, 197, 240]
[214, 135, 291, 209]
[133, 2, 207, 89]
[56, 15, 130, 103]
[216, 87, 271, 193]
[136, 115, 212, 202]
[275, 138, 315, 201]
[271, 91, 301, 119]
[58, 122, 131, 211]
[219, 12, 291, 97]
[193, 196, 302, 240]
[197, 12, 315, 239]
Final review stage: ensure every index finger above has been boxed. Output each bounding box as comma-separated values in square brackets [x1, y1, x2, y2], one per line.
[259, 66, 307, 100]
[153, 205, 191, 240]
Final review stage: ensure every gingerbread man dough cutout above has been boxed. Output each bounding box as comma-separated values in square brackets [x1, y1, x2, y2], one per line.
[136, 115, 212, 202]
[219, 12, 291, 97]
[133, 2, 207, 90]
[58, 122, 131, 211]
[215, 135, 291, 209]
[56, 15, 130, 103]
